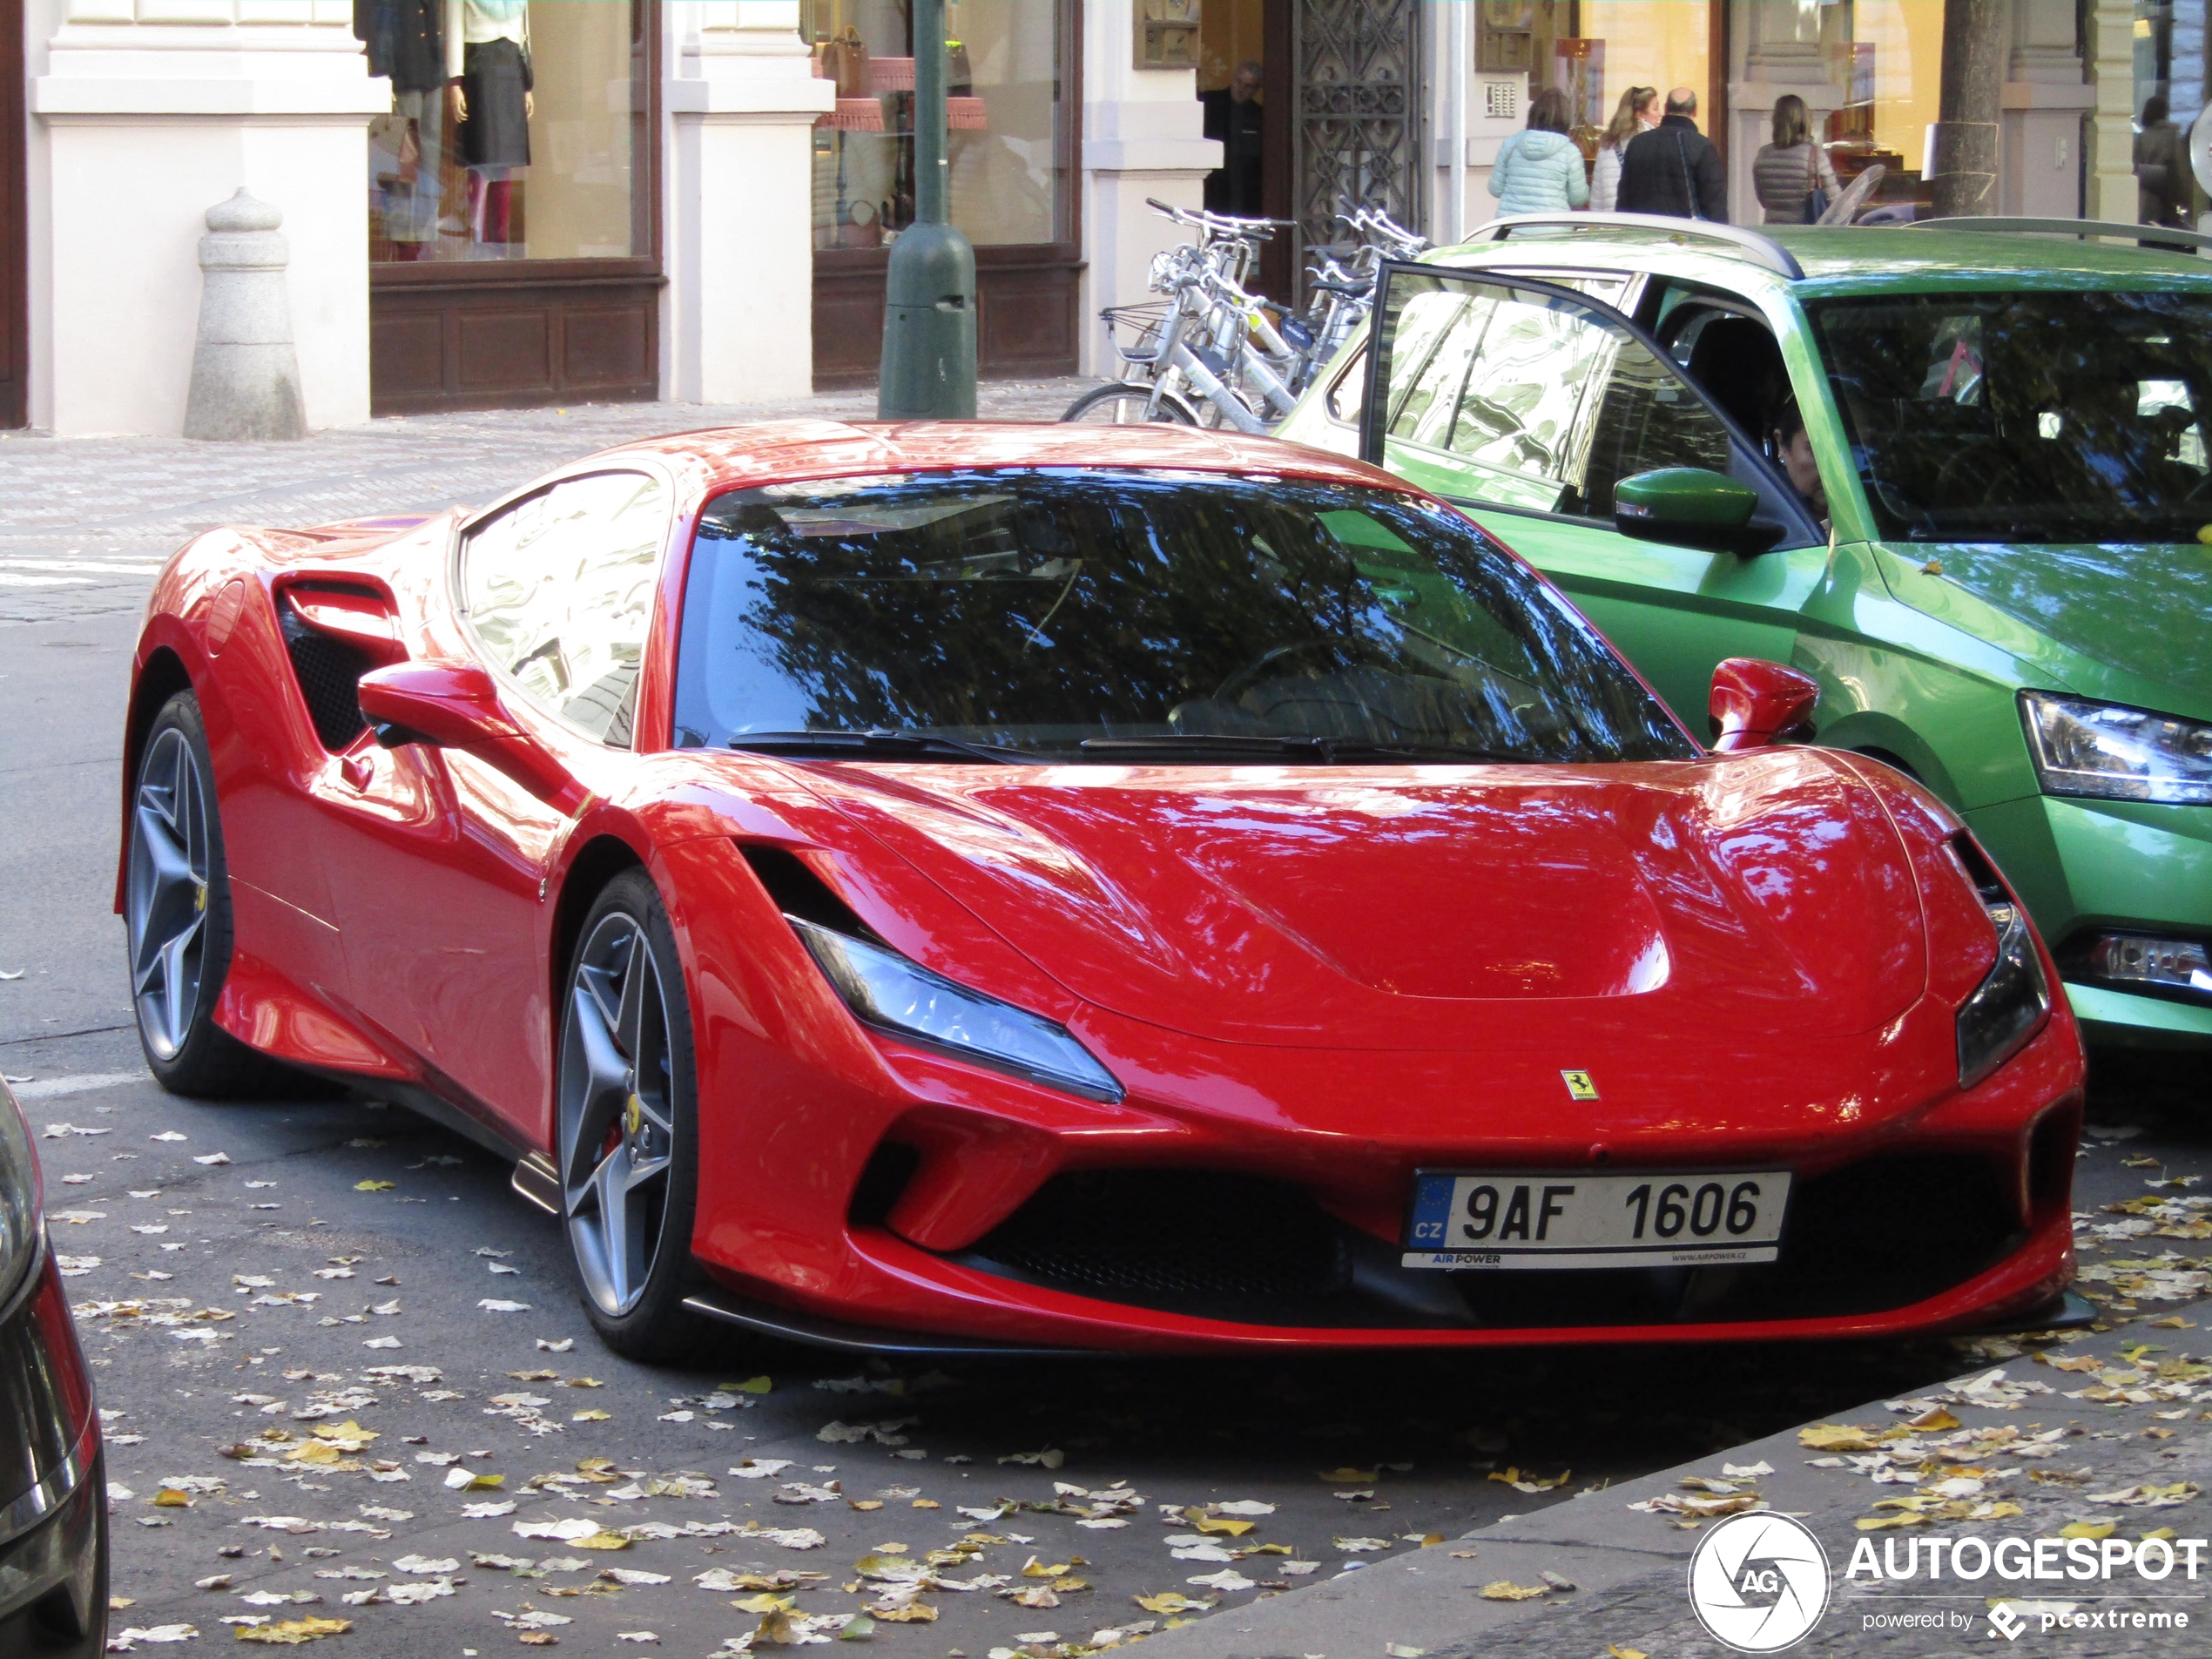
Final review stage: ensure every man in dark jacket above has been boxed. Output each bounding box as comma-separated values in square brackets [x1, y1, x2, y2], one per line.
[1616, 88, 1728, 222]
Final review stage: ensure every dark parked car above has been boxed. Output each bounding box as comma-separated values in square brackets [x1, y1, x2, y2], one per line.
[0, 1080, 105, 1657]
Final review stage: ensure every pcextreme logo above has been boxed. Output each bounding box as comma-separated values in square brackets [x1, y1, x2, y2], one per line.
[1688, 1512, 1832, 1652]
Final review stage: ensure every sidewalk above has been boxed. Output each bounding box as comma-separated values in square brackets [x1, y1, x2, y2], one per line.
[1140, 1339, 2212, 1657]
[0, 379, 1096, 624]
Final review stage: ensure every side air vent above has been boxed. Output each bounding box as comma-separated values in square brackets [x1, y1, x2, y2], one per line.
[276, 582, 402, 754]
[738, 844, 873, 936]
[280, 602, 371, 752]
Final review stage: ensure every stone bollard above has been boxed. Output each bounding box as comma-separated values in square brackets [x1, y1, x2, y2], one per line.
[183, 189, 307, 442]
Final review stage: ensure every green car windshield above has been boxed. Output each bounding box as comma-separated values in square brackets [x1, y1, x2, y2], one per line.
[1812, 290, 2212, 543]
[672, 469, 1693, 764]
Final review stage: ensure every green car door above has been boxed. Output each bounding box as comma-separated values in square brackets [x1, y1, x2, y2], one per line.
[1357, 267, 1828, 728]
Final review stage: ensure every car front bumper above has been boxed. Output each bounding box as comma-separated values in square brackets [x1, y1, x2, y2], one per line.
[692, 993, 2086, 1353]
[1968, 792, 2212, 1049]
[0, 1241, 105, 1656]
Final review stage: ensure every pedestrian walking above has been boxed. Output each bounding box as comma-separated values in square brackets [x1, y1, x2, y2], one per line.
[1752, 94, 1839, 225]
[1592, 84, 1658, 213]
[1615, 87, 1727, 222]
[2136, 95, 2191, 229]
[1488, 86, 1590, 218]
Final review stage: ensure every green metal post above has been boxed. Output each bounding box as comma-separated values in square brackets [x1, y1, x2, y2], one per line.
[876, 0, 977, 418]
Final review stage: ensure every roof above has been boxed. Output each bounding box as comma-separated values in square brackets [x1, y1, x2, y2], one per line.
[596, 420, 1402, 497]
[1428, 221, 2212, 298]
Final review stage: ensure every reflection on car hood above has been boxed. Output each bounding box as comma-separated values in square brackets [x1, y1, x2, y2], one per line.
[1915, 541, 2212, 707]
[791, 749, 1926, 1049]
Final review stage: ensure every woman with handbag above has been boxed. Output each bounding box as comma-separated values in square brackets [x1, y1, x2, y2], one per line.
[1753, 94, 1838, 225]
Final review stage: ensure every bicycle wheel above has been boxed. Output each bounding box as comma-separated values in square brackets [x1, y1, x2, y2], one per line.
[1062, 383, 1199, 426]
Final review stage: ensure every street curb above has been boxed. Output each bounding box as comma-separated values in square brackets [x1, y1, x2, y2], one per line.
[1130, 1359, 2212, 1658]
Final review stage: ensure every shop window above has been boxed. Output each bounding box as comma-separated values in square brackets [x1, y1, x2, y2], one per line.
[1481, 3, 1710, 154]
[803, 0, 1067, 251]
[361, 0, 647, 264]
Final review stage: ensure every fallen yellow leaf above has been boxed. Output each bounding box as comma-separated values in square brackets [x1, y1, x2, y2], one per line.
[734, 1595, 795, 1615]
[573, 1531, 631, 1551]
[1318, 1468, 1379, 1483]
[235, 1616, 352, 1644]
[1479, 1581, 1548, 1602]
[1133, 1593, 1211, 1615]
[1190, 1514, 1254, 1536]
[353, 1181, 395, 1192]
[727, 1376, 774, 1394]
[153, 1488, 192, 1507]
[866, 1603, 937, 1623]
[2059, 1521, 2116, 1541]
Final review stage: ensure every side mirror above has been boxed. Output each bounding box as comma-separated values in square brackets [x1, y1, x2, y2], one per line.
[356, 662, 519, 750]
[1709, 658, 1820, 752]
[1615, 467, 1768, 554]
[355, 662, 583, 810]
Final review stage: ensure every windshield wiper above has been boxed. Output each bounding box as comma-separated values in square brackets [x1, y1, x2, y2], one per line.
[727, 729, 1041, 765]
[1077, 734, 1527, 764]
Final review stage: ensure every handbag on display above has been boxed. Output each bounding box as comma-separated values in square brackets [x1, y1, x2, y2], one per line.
[1802, 144, 1830, 224]
[819, 26, 871, 102]
[946, 37, 973, 96]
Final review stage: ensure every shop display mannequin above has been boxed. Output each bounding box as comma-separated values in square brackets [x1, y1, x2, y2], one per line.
[444, 0, 533, 253]
[355, 0, 445, 258]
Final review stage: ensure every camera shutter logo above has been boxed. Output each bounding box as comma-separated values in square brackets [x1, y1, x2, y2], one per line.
[1687, 1511, 1831, 1652]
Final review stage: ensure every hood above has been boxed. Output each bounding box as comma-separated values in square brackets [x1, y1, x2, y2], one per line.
[784, 752, 1928, 1050]
[1508, 130, 1581, 161]
[1903, 541, 2212, 711]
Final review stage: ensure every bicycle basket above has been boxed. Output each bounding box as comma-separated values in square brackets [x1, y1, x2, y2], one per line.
[1101, 301, 1173, 368]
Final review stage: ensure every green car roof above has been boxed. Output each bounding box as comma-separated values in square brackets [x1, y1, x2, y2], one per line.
[1429, 223, 2212, 297]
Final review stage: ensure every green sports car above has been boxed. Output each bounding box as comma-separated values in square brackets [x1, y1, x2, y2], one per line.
[1274, 218, 2212, 1052]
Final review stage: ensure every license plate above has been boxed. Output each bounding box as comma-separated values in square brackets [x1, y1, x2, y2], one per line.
[1403, 1170, 1791, 1270]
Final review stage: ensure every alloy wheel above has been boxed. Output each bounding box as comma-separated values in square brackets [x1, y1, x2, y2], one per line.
[557, 908, 678, 1318]
[125, 727, 212, 1062]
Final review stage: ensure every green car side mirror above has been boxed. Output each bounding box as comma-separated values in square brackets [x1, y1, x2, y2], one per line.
[1615, 467, 1765, 553]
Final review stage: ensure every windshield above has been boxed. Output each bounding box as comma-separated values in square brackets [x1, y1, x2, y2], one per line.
[671, 469, 1693, 764]
[1812, 290, 2212, 543]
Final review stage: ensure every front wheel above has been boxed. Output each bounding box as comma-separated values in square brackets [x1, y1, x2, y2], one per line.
[556, 870, 724, 1362]
[1062, 382, 1199, 426]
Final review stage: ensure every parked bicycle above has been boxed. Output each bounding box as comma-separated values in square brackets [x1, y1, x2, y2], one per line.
[1062, 199, 1426, 432]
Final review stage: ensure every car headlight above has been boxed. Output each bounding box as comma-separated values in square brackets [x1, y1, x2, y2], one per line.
[2020, 691, 2212, 806]
[0, 1082, 43, 1303]
[789, 918, 1123, 1103]
[1951, 840, 2052, 1089]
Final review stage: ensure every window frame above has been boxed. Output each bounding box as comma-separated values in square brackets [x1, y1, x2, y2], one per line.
[1359, 262, 1823, 550]
[452, 462, 681, 750]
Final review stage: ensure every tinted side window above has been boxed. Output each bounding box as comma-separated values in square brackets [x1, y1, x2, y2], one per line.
[462, 471, 668, 745]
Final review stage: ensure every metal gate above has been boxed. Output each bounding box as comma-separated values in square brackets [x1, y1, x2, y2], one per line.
[1291, 0, 1425, 275]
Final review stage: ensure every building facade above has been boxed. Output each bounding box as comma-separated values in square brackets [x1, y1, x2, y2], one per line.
[0, 1, 2174, 435]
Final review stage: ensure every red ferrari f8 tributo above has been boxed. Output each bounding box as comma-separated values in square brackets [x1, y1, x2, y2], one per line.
[117, 422, 2084, 1359]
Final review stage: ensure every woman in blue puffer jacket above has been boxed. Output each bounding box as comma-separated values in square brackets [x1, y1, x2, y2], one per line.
[1488, 87, 1590, 217]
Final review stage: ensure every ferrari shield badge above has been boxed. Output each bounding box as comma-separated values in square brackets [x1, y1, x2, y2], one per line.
[1560, 1069, 1599, 1101]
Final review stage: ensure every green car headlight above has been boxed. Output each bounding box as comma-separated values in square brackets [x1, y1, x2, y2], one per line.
[789, 917, 1123, 1103]
[2020, 691, 2212, 806]
[1951, 840, 2052, 1089]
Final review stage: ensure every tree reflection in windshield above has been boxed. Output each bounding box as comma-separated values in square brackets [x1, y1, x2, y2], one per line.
[670, 469, 1693, 765]
[1812, 290, 2212, 543]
